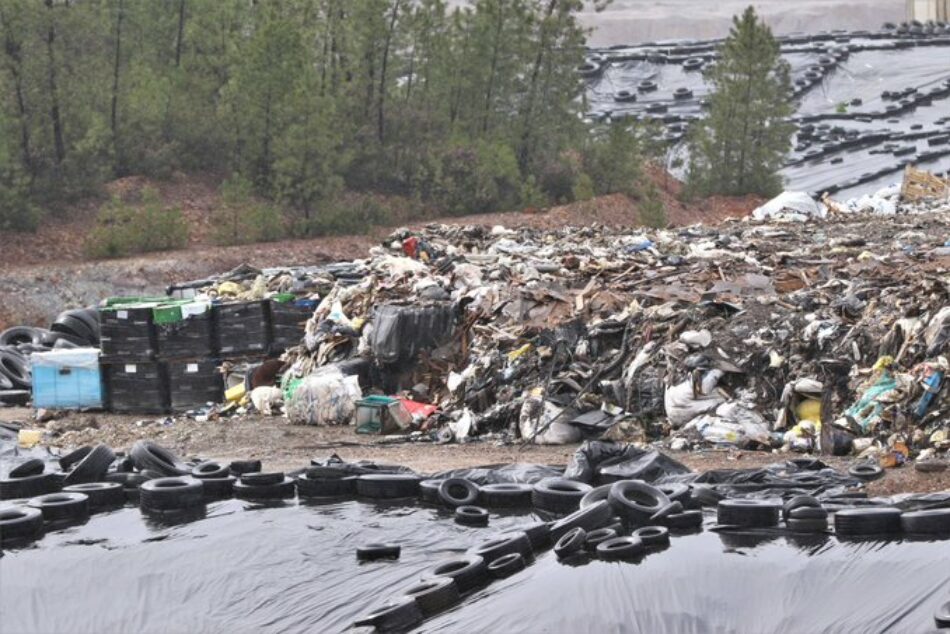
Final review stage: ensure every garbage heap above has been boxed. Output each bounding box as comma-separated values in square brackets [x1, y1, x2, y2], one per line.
[274, 208, 950, 463]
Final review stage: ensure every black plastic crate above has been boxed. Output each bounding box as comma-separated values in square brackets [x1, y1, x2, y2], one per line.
[155, 312, 213, 360]
[166, 359, 223, 411]
[99, 306, 156, 362]
[213, 301, 270, 358]
[269, 300, 311, 353]
[103, 362, 168, 414]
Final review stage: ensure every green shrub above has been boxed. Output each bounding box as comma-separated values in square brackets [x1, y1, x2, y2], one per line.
[436, 141, 522, 215]
[296, 195, 393, 237]
[211, 174, 285, 245]
[585, 123, 642, 196]
[539, 150, 584, 203]
[0, 167, 40, 232]
[84, 186, 188, 258]
[638, 182, 668, 229]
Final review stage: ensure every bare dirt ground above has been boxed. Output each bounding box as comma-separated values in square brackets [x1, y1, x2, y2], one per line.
[2, 407, 946, 497]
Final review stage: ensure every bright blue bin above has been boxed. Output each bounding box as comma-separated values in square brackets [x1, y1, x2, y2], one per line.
[31, 348, 104, 409]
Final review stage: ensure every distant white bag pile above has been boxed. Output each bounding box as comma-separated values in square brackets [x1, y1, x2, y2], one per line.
[287, 367, 362, 425]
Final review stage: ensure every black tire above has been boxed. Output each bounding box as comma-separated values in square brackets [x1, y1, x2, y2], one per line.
[788, 506, 828, 521]
[404, 577, 460, 617]
[690, 485, 725, 507]
[633, 525, 670, 547]
[234, 476, 295, 500]
[517, 521, 552, 551]
[901, 509, 950, 534]
[549, 500, 612, 542]
[455, 505, 489, 526]
[717, 499, 781, 527]
[296, 472, 357, 498]
[113, 456, 134, 473]
[192, 461, 229, 479]
[650, 501, 684, 524]
[130, 441, 190, 477]
[596, 536, 645, 561]
[59, 446, 93, 471]
[439, 478, 480, 507]
[787, 518, 829, 532]
[229, 460, 262, 475]
[469, 532, 532, 563]
[935, 600, 950, 628]
[0, 389, 30, 405]
[487, 552, 525, 578]
[915, 460, 948, 473]
[425, 555, 488, 593]
[51, 312, 97, 344]
[240, 472, 283, 486]
[479, 483, 533, 508]
[0, 505, 44, 542]
[27, 491, 90, 521]
[63, 482, 124, 509]
[353, 596, 423, 632]
[666, 510, 703, 529]
[0, 473, 59, 500]
[420, 479, 444, 504]
[532, 478, 592, 513]
[834, 507, 902, 536]
[9, 459, 44, 478]
[657, 483, 691, 505]
[70, 309, 100, 343]
[848, 463, 884, 481]
[200, 476, 236, 499]
[139, 477, 204, 511]
[609, 481, 670, 525]
[356, 474, 421, 499]
[554, 526, 587, 559]
[0, 326, 43, 347]
[105, 472, 151, 501]
[579, 484, 612, 509]
[585, 527, 618, 550]
[0, 351, 31, 389]
[356, 543, 401, 561]
[783, 495, 821, 521]
[63, 444, 115, 486]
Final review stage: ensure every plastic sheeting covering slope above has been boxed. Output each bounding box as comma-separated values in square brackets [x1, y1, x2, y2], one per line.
[2, 495, 949, 633]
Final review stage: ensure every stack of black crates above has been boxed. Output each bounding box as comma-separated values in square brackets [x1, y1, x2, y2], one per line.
[98, 299, 310, 414]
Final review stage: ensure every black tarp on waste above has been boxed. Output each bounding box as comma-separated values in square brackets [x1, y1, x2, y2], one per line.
[563, 440, 694, 483]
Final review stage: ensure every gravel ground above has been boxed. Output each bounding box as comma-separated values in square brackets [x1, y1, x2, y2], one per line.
[3, 407, 946, 497]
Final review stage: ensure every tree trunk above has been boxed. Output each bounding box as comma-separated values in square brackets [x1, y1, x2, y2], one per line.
[0, 7, 34, 178]
[481, 0, 505, 134]
[517, 0, 557, 171]
[377, 0, 400, 144]
[111, 0, 125, 156]
[44, 0, 65, 165]
[175, 0, 186, 68]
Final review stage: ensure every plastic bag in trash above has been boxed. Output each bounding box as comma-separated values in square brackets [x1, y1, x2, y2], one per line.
[287, 367, 362, 425]
[664, 369, 726, 427]
[752, 191, 826, 222]
[684, 402, 772, 448]
[519, 396, 581, 445]
[563, 440, 692, 484]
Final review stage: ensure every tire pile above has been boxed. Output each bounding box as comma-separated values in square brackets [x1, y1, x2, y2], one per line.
[0, 308, 100, 405]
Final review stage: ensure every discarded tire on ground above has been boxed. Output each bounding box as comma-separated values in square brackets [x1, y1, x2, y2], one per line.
[296, 472, 357, 498]
[0, 351, 31, 389]
[554, 526, 587, 559]
[579, 484, 613, 509]
[0, 506, 43, 542]
[356, 543, 401, 561]
[650, 501, 684, 524]
[356, 474, 421, 499]
[848, 463, 884, 481]
[934, 600, 950, 628]
[834, 507, 902, 536]
[0, 472, 59, 500]
[665, 510, 703, 529]
[479, 483, 533, 508]
[419, 479, 444, 504]
[915, 460, 948, 473]
[532, 478, 592, 513]
[549, 500, 612, 541]
[634, 525, 670, 547]
[518, 521, 552, 551]
[404, 577, 460, 617]
[63, 482, 124, 509]
[229, 460, 262, 475]
[353, 596, 423, 632]
[438, 478, 480, 507]
[241, 472, 284, 486]
[130, 441, 190, 477]
[656, 483, 691, 506]
[63, 444, 115, 486]
[717, 499, 782, 527]
[27, 491, 90, 522]
[425, 555, 487, 593]
[200, 476, 236, 498]
[9, 459, 44, 478]
[59, 446, 93, 471]
[787, 518, 829, 532]
[901, 509, 950, 534]
[788, 506, 828, 521]
[783, 495, 822, 521]
[469, 532, 533, 563]
[585, 527, 618, 550]
[455, 505, 489, 526]
[139, 477, 204, 511]
[488, 553, 526, 578]
[192, 461, 229, 480]
[234, 476, 295, 500]
[608, 481, 670, 525]
[596, 536, 645, 561]
[690, 485, 725, 507]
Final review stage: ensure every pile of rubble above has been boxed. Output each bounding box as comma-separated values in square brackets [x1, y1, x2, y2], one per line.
[229, 192, 950, 468]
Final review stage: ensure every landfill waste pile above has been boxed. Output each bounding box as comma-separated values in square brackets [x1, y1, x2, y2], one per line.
[1, 436, 949, 632]
[582, 22, 950, 199]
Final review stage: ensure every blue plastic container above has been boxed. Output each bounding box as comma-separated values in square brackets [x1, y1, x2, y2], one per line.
[31, 348, 104, 409]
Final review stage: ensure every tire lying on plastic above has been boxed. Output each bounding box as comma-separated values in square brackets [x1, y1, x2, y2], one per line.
[63, 482, 125, 509]
[479, 483, 533, 508]
[27, 491, 90, 522]
[438, 478, 480, 507]
[901, 509, 950, 534]
[608, 481, 670, 525]
[356, 543, 401, 561]
[356, 474, 421, 499]
[63, 444, 115, 486]
[455, 505, 489, 526]
[403, 577, 460, 617]
[0, 506, 44, 542]
[834, 507, 902, 536]
[554, 526, 587, 559]
[549, 499, 612, 541]
[596, 536, 645, 561]
[130, 441, 190, 477]
[469, 532, 533, 563]
[532, 478, 592, 513]
[353, 596, 423, 632]
[424, 555, 487, 593]
[717, 499, 782, 527]
[487, 553, 526, 578]
[0, 472, 59, 500]
[139, 477, 204, 511]
[297, 471, 358, 498]
[234, 476, 295, 500]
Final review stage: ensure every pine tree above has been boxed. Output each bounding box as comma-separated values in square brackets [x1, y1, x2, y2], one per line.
[687, 6, 794, 198]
